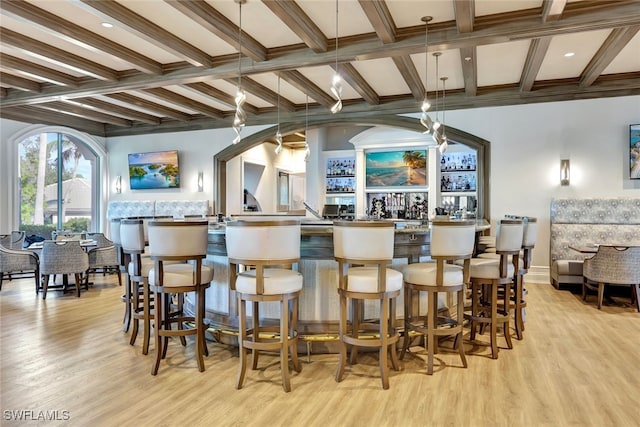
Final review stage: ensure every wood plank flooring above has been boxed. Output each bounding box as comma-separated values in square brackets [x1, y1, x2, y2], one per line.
[1, 275, 639, 427]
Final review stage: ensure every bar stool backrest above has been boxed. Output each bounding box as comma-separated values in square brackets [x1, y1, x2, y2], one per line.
[120, 219, 145, 254]
[333, 220, 394, 262]
[109, 218, 122, 245]
[522, 217, 538, 248]
[148, 220, 208, 258]
[225, 220, 300, 263]
[430, 220, 476, 257]
[495, 219, 524, 253]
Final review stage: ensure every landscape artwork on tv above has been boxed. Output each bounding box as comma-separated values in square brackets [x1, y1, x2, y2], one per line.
[631, 124, 640, 179]
[365, 150, 427, 188]
[128, 150, 180, 189]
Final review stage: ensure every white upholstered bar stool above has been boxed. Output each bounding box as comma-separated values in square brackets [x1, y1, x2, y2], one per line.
[477, 217, 538, 340]
[400, 220, 475, 375]
[120, 219, 154, 353]
[148, 220, 213, 375]
[465, 219, 524, 359]
[333, 220, 402, 390]
[226, 220, 303, 393]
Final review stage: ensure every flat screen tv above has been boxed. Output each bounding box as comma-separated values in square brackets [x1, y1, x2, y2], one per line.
[365, 149, 427, 188]
[128, 150, 180, 189]
[631, 124, 640, 179]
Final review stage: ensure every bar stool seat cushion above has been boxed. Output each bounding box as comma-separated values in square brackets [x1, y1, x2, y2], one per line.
[128, 257, 154, 277]
[149, 263, 213, 287]
[345, 266, 403, 293]
[467, 257, 515, 279]
[236, 268, 302, 295]
[402, 262, 464, 287]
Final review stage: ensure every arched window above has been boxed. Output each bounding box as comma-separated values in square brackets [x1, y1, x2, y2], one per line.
[11, 126, 106, 239]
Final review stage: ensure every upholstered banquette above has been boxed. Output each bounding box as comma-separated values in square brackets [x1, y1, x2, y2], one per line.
[550, 198, 640, 289]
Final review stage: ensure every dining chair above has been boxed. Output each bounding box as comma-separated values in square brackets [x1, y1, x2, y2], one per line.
[583, 245, 640, 311]
[85, 232, 122, 287]
[0, 243, 39, 293]
[39, 240, 89, 299]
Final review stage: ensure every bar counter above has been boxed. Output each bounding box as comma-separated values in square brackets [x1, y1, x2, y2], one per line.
[195, 218, 489, 350]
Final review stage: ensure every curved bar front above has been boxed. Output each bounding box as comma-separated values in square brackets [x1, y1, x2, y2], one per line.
[196, 219, 488, 350]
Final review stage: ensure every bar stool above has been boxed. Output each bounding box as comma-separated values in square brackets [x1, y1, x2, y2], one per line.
[148, 220, 213, 374]
[333, 220, 402, 390]
[226, 220, 303, 393]
[120, 219, 154, 354]
[400, 220, 475, 375]
[477, 217, 537, 340]
[465, 219, 524, 359]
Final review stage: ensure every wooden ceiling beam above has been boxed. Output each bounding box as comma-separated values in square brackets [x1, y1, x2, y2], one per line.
[75, 0, 212, 68]
[165, 0, 267, 62]
[278, 70, 335, 109]
[454, 0, 477, 97]
[0, 105, 106, 135]
[74, 97, 161, 125]
[39, 100, 133, 127]
[184, 82, 258, 115]
[262, 0, 328, 52]
[0, 54, 78, 87]
[143, 87, 224, 118]
[392, 56, 424, 102]
[332, 63, 379, 105]
[105, 92, 192, 121]
[223, 77, 296, 112]
[579, 25, 640, 87]
[0, 72, 41, 92]
[0, 0, 162, 74]
[358, 0, 396, 44]
[0, 28, 119, 81]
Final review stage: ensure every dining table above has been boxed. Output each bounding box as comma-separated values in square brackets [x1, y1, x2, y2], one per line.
[28, 239, 97, 288]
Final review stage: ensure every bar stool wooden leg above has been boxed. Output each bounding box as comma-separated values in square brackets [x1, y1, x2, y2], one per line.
[379, 295, 390, 390]
[290, 298, 301, 373]
[426, 289, 436, 375]
[335, 290, 347, 383]
[456, 289, 467, 368]
[252, 301, 260, 370]
[400, 284, 412, 360]
[280, 297, 291, 393]
[490, 283, 498, 359]
[514, 275, 524, 340]
[237, 295, 248, 389]
[349, 299, 361, 365]
[388, 297, 399, 371]
[195, 288, 206, 372]
[151, 289, 163, 376]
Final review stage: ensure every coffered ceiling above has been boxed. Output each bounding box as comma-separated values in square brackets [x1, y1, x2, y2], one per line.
[1, 0, 639, 139]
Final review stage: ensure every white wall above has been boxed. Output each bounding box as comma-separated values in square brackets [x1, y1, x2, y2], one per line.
[2, 95, 639, 281]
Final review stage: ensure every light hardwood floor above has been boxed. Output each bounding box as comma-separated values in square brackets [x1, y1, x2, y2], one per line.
[1, 275, 639, 427]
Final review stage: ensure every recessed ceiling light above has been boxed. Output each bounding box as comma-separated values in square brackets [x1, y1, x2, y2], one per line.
[564, 52, 575, 57]
[101, 22, 113, 28]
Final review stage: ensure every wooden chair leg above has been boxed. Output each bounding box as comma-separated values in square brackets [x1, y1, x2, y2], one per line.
[123, 275, 132, 333]
[290, 297, 301, 373]
[400, 284, 411, 360]
[597, 282, 605, 309]
[388, 297, 399, 371]
[349, 299, 361, 365]
[582, 278, 588, 301]
[151, 289, 163, 376]
[42, 274, 49, 300]
[199, 287, 208, 357]
[251, 301, 260, 370]
[514, 275, 524, 340]
[633, 284, 640, 312]
[379, 296, 390, 390]
[236, 295, 247, 389]
[280, 298, 291, 393]
[426, 290, 436, 375]
[457, 289, 467, 368]
[195, 287, 206, 373]
[335, 292, 347, 383]
[490, 283, 498, 359]
[74, 273, 82, 297]
[142, 282, 152, 355]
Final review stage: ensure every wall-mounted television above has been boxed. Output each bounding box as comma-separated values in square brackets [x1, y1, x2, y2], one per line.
[365, 149, 427, 188]
[631, 124, 639, 179]
[128, 150, 180, 189]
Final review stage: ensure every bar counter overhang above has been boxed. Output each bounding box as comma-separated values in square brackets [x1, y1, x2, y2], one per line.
[194, 219, 489, 350]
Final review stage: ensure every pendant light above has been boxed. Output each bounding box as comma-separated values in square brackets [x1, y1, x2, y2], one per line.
[232, 0, 246, 145]
[275, 75, 283, 155]
[419, 16, 434, 134]
[330, 0, 343, 114]
[438, 76, 449, 154]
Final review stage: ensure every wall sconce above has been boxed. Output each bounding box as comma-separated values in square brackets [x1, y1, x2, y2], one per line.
[560, 159, 570, 186]
[115, 175, 122, 193]
[197, 172, 204, 192]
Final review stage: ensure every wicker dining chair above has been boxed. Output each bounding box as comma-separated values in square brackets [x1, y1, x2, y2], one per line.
[0, 244, 39, 293]
[39, 240, 89, 299]
[85, 232, 122, 286]
[582, 245, 640, 311]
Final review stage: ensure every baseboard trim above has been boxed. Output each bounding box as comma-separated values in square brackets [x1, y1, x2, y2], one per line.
[524, 266, 550, 285]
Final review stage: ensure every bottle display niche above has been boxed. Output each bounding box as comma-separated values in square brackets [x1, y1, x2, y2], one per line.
[366, 192, 428, 220]
[326, 156, 355, 194]
[440, 151, 477, 193]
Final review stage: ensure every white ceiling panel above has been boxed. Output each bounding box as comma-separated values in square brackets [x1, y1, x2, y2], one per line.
[477, 40, 530, 86]
[603, 31, 640, 75]
[351, 58, 408, 96]
[538, 30, 611, 80]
